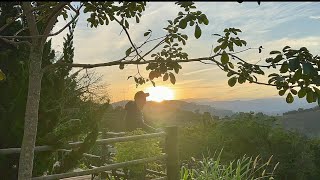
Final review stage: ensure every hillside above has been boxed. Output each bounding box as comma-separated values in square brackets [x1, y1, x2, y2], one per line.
[182, 97, 317, 115]
[279, 106, 320, 137]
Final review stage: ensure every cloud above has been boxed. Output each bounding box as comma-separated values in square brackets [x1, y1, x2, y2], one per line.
[49, 2, 320, 102]
[182, 67, 219, 76]
[309, 16, 320, 19]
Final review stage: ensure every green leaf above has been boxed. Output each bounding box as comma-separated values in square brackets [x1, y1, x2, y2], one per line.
[201, 14, 209, 25]
[279, 89, 286, 96]
[302, 62, 315, 75]
[298, 88, 306, 98]
[221, 51, 229, 64]
[292, 68, 302, 81]
[163, 73, 169, 81]
[286, 93, 294, 103]
[288, 58, 300, 71]
[280, 61, 288, 73]
[125, 20, 129, 29]
[144, 31, 151, 36]
[282, 46, 291, 52]
[313, 87, 320, 96]
[228, 62, 234, 69]
[290, 89, 297, 95]
[213, 46, 220, 53]
[151, 80, 156, 87]
[119, 63, 124, 70]
[228, 76, 237, 87]
[135, 16, 140, 23]
[169, 73, 176, 85]
[306, 90, 314, 103]
[194, 24, 201, 39]
[227, 71, 235, 77]
[238, 75, 246, 84]
[179, 19, 187, 29]
[0, 69, 5, 81]
[126, 47, 132, 56]
[270, 50, 281, 55]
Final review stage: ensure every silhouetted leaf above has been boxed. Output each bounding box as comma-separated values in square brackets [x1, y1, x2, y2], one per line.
[286, 93, 294, 103]
[213, 46, 220, 53]
[221, 51, 229, 64]
[126, 47, 132, 56]
[119, 63, 124, 70]
[298, 88, 306, 98]
[288, 59, 300, 71]
[194, 24, 201, 39]
[144, 30, 151, 36]
[163, 73, 169, 81]
[179, 19, 187, 29]
[280, 61, 288, 73]
[302, 62, 315, 75]
[282, 46, 291, 52]
[307, 90, 314, 103]
[169, 73, 176, 85]
[290, 89, 297, 95]
[313, 87, 320, 96]
[270, 51, 281, 55]
[228, 77, 237, 87]
[279, 89, 286, 96]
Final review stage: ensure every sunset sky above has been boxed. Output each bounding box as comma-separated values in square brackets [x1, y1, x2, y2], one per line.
[51, 2, 320, 103]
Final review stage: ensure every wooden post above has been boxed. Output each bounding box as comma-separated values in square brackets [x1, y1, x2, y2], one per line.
[165, 126, 179, 180]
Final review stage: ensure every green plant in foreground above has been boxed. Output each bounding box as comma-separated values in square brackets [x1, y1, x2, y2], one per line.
[181, 149, 279, 180]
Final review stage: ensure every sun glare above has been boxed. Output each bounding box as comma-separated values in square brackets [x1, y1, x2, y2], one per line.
[145, 86, 175, 102]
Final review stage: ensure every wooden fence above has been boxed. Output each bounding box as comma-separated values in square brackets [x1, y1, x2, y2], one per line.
[0, 126, 179, 180]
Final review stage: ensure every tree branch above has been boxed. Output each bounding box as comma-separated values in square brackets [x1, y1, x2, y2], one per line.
[0, 37, 31, 47]
[113, 16, 144, 61]
[41, 2, 69, 44]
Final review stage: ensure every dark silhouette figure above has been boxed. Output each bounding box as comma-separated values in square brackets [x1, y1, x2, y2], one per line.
[123, 91, 157, 133]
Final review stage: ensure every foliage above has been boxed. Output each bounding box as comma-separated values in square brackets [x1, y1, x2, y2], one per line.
[178, 112, 320, 180]
[114, 129, 163, 179]
[0, 3, 109, 178]
[180, 149, 277, 180]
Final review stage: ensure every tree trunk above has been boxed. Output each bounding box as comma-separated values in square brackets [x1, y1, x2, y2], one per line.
[18, 42, 43, 180]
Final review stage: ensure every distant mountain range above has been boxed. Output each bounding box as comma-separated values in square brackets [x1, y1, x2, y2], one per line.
[112, 100, 234, 118]
[112, 97, 317, 116]
[181, 97, 317, 115]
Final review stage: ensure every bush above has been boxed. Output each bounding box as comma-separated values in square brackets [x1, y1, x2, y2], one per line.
[179, 113, 320, 179]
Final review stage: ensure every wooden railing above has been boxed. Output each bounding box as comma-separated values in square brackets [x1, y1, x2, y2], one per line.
[0, 126, 179, 180]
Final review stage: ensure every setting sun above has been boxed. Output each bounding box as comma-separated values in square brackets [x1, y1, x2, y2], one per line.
[145, 86, 175, 102]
